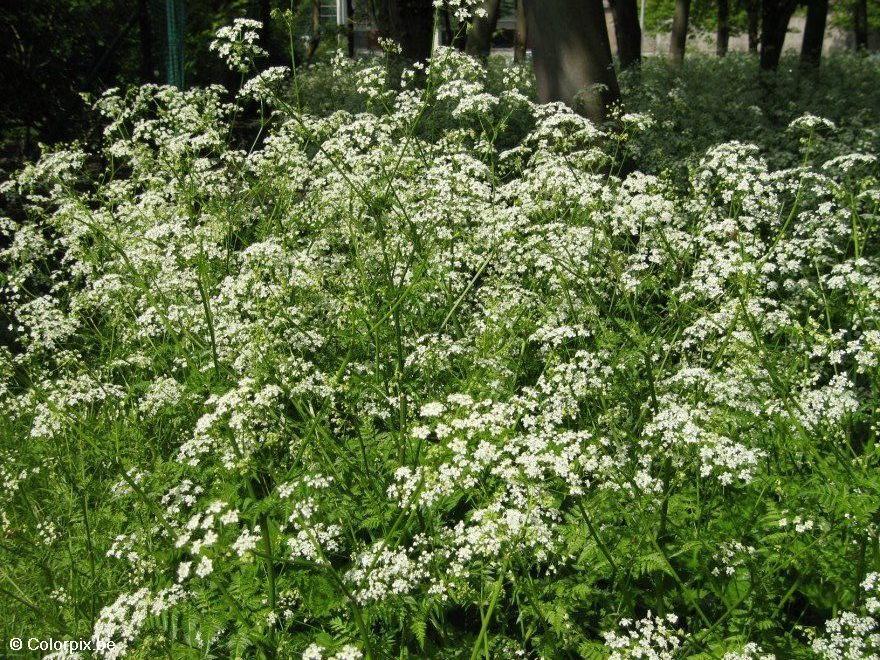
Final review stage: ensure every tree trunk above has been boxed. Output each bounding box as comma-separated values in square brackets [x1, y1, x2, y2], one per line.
[465, 0, 502, 60]
[368, 0, 435, 61]
[306, 0, 322, 62]
[441, 8, 453, 45]
[260, 0, 271, 51]
[523, 0, 620, 123]
[313, 0, 321, 39]
[346, 0, 355, 56]
[800, 0, 828, 66]
[514, 0, 527, 63]
[854, 0, 868, 51]
[670, 0, 691, 64]
[747, 0, 759, 53]
[760, 0, 795, 70]
[611, 0, 642, 68]
[138, 0, 155, 81]
[717, 0, 729, 56]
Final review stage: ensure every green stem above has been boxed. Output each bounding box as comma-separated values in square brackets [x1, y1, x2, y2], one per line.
[469, 557, 509, 660]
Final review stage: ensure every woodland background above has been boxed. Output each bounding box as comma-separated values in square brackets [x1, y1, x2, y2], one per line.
[1, 0, 878, 170]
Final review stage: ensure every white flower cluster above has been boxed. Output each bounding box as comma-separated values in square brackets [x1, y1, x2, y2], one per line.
[711, 540, 755, 577]
[174, 500, 239, 575]
[788, 113, 837, 133]
[107, 533, 155, 576]
[345, 540, 432, 604]
[209, 18, 267, 72]
[813, 573, 880, 659]
[178, 377, 287, 469]
[434, 0, 488, 22]
[791, 373, 859, 433]
[722, 642, 775, 659]
[302, 643, 363, 660]
[29, 375, 125, 441]
[92, 585, 186, 659]
[602, 612, 684, 659]
[138, 376, 184, 418]
[240, 66, 290, 102]
[12, 295, 79, 354]
[232, 527, 259, 558]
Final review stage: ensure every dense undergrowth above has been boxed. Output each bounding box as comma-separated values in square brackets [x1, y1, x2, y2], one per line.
[2, 24, 880, 659]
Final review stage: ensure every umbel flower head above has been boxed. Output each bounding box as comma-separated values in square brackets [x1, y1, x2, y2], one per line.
[209, 18, 267, 72]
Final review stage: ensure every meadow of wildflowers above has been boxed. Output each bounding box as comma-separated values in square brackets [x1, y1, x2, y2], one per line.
[1, 20, 880, 659]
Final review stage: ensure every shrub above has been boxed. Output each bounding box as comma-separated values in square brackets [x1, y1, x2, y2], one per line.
[1, 28, 879, 659]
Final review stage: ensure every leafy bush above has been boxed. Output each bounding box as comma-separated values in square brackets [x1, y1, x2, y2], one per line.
[1, 30, 879, 659]
[620, 52, 880, 177]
